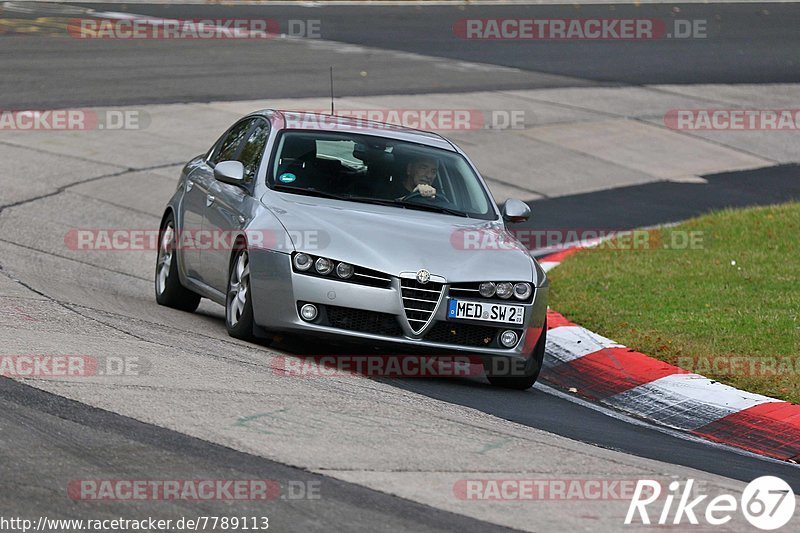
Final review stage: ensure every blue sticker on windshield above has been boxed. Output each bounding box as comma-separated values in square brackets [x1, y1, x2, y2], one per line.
[278, 172, 296, 183]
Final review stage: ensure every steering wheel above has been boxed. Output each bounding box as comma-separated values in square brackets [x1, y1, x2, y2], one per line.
[400, 189, 452, 204]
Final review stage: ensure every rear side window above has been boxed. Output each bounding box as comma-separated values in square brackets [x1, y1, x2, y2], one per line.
[238, 120, 270, 183]
[210, 119, 255, 165]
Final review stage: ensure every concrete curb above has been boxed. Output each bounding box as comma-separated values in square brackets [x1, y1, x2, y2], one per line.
[539, 247, 800, 462]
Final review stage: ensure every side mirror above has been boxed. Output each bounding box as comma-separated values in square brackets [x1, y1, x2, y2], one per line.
[502, 199, 531, 223]
[214, 160, 245, 185]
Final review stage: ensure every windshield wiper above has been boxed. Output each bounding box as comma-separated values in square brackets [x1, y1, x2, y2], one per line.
[343, 196, 407, 208]
[272, 184, 347, 200]
[345, 196, 469, 217]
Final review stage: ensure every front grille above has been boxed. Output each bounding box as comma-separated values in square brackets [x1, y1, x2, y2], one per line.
[400, 278, 444, 334]
[448, 284, 482, 298]
[424, 322, 499, 347]
[326, 306, 403, 337]
[351, 267, 392, 289]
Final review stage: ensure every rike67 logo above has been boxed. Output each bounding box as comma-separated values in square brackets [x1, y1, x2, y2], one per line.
[625, 476, 795, 530]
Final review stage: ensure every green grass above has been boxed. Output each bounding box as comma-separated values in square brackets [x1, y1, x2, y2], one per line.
[549, 202, 800, 403]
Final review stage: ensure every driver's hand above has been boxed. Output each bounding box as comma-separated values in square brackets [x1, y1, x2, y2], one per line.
[414, 184, 437, 198]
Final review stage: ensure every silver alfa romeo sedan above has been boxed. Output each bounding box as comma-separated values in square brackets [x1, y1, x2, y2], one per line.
[155, 110, 549, 388]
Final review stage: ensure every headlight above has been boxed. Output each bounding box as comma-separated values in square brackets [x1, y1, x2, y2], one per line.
[513, 282, 532, 300]
[336, 262, 354, 279]
[293, 253, 312, 271]
[479, 282, 496, 298]
[315, 257, 334, 275]
[293, 254, 369, 283]
[495, 282, 513, 299]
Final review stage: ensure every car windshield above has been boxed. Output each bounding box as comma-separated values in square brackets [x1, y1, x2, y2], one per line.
[268, 130, 496, 220]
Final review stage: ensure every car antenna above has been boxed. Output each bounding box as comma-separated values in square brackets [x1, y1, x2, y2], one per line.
[329, 66, 335, 115]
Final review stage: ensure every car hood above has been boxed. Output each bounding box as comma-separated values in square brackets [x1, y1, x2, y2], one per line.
[263, 194, 538, 283]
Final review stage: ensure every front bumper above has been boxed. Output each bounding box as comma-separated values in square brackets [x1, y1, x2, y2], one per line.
[249, 250, 548, 362]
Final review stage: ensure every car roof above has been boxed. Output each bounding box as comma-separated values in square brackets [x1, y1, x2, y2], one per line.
[249, 109, 457, 152]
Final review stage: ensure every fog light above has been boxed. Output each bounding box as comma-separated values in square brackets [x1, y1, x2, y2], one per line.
[300, 303, 318, 321]
[479, 282, 496, 298]
[513, 282, 532, 300]
[336, 262, 354, 279]
[500, 330, 519, 348]
[315, 257, 333, 275]
[293, 253, 312, 271]
[496, 282, 513, 299]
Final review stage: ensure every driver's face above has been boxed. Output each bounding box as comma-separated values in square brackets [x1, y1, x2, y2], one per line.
[408, 159, 437, 186]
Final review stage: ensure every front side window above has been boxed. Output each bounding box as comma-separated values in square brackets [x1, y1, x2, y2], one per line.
[268, 131, 495, 220]
[237, 119, 270, 183]
[210, 119, 256, 165]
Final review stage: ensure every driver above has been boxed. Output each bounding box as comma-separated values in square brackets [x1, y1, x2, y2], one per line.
[388, 156, 439, 199]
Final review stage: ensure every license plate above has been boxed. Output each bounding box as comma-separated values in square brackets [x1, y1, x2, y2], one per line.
[447, 299, 524, 325]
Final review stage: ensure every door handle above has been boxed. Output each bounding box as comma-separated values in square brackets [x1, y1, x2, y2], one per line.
[206, 194, 216, 207]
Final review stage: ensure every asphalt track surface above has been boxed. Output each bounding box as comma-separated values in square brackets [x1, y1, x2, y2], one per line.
[102, 1, 800, 85]
[0, 378, 513, 532]
[0, 2, 798, 107]
[519, 163, 800, 237]
[2, 1, 800, 530]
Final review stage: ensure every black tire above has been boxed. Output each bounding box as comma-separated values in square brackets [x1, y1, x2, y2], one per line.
[155, 213, 201, 312]
[225, 247, 257, 341]
[486, 323, 547, 390]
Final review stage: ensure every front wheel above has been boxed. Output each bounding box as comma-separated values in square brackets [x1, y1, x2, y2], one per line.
[225, 247, 257, 341]
[485, 323, 547, 390]
[155, 214, 201, 312]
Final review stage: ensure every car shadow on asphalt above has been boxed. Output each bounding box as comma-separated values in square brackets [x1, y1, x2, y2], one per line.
[190, 316, 800, 488]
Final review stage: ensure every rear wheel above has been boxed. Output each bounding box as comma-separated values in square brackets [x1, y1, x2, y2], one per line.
[225, 247, 256, 341]
[486, 323, 547, 390]
[155, 214, 201, 312]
